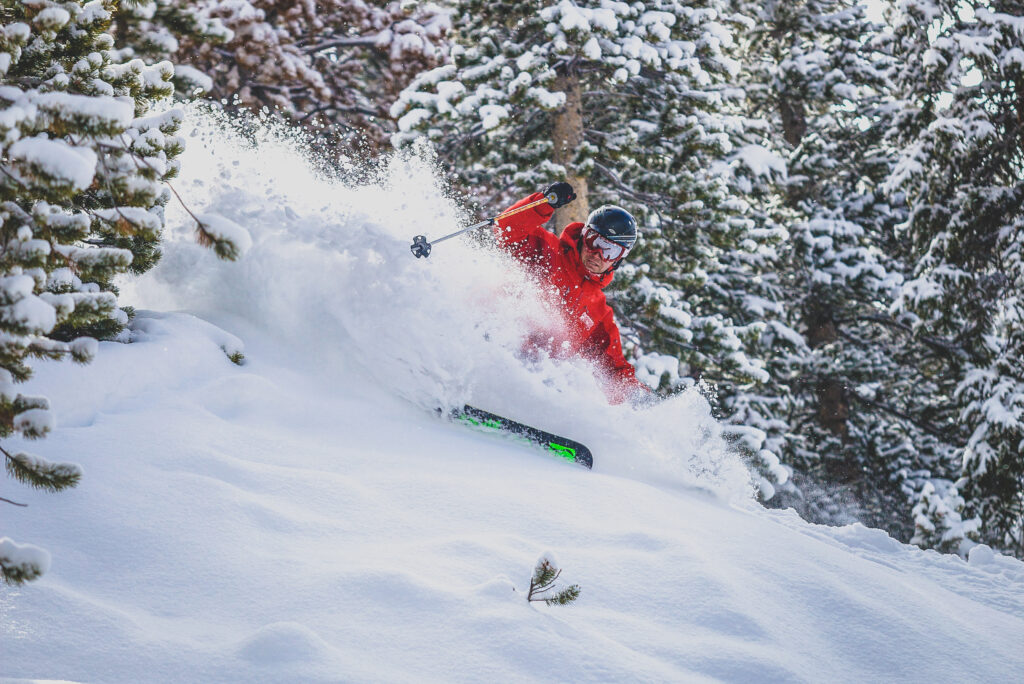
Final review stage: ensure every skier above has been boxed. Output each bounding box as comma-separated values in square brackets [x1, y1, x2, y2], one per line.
[493, 181, 653, 405]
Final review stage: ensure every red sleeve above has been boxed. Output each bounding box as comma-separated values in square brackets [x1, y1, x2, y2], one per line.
[493, 192, 554, 254]
[582, 309, 653, 404]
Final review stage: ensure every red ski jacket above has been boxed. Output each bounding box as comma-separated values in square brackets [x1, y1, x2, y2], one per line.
[493, 192, 650, 404]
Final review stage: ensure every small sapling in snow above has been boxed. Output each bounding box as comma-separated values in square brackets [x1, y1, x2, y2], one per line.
[223, 347, 246, 366]
[526, 554, 581, 606]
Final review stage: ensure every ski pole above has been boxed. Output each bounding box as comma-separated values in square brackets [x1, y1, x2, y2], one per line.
[409, 195, 554, 258]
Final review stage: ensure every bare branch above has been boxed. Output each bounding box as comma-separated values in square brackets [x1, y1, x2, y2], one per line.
[304, 36, 381, 54]
[592, 162, 662, 204]
[297, 104, 381, 123]
[837, 313, 967, 359]
[847, 387, 962, 443]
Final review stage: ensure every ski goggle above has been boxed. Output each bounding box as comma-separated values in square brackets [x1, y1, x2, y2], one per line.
[582, 226, 632, 261]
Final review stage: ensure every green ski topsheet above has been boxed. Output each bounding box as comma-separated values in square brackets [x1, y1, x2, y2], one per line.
[450, 405, 593, 469]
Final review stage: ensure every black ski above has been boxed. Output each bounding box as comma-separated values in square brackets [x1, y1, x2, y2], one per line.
[450, 405, 593, 469]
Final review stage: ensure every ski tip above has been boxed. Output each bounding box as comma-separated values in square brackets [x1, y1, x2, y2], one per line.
[545, 435, 593, 469]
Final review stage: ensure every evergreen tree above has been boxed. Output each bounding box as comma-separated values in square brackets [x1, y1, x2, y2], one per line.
[393, 0, 795, 495]
[719, 0, 991, 549]
[0, 0, 240, 583]
[110, 0, 233, 97]
[113, 0, 451, 156]
[884, 0, 1024, 556]
[725, 0, 948, 537]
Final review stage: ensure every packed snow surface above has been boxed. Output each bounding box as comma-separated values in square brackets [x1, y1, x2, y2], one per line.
[3, 108, 1024, 683]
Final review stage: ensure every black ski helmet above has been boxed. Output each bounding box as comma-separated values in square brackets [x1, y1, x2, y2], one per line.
[585, 205, 638, 253]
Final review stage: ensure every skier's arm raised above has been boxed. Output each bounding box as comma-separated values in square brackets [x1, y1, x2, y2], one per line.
[493, 182, 576, 251]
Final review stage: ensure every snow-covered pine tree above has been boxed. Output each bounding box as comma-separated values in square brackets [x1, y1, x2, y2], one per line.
[723, 1, 986, 546]
[393, 0, 794, 496]
[109, 0, 233, 98]
[116, 0, 451, 156]
[0, 0, 240, 583]
[723, 0, 948, 538]
[884, 0, 1024, 557]
[301, 0, 452, 152]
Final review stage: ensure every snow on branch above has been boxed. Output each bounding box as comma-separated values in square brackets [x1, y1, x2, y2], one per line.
[3, 446, 81, 492]
[194, 213, 252, 262]
[0, 537, 51, 585]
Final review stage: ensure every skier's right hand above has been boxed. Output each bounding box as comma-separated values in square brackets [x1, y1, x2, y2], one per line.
[544, 181, 576, 208]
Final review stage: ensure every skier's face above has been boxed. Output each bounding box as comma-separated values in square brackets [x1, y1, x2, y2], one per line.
[580, 242, 619, 275]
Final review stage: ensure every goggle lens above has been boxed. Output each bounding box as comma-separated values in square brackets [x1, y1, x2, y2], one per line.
[583, 227, 630, 261]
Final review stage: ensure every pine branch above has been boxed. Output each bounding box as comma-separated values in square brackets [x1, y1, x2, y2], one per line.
[115, 135, 238, 261]
[545, 585, 581, 606]
[531, 566, 559, 593]
[1, 559, 44, 584]
[0, 163, 28, 191]
[25, 340, 83, 362]
[5, 134, 147, 247]
[83, 136, 146, 226]
[0, 538, 48, 584]
[3, 446, 82, 492]
[0, 496, 28, 507]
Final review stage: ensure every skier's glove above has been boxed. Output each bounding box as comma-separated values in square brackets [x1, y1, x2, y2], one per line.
[544, 181, 576, 208]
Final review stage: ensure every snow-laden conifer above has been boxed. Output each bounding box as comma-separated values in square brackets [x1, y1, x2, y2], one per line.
[721, 0, 971, 542]
[730, 0, 903, 522]
[0, 0, 240, 583]
[109, 0, 233, 97]
[115, 0, 451, 155]
[883, 0, 1024, 557]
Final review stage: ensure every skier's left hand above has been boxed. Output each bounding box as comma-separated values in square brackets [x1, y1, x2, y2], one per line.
[544, 181, 576, 208]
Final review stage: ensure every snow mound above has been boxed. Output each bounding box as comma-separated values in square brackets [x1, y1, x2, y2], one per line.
[236, 622, 336, 664]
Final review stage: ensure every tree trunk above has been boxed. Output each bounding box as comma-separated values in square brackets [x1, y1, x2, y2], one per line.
[805, 299, 849, 438]
[551, 70, 589, 228]
[816, 378, 849, 439]
[779, 96, 807, 147]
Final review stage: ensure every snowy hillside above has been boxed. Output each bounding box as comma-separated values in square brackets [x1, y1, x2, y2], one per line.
[3, 110, 1024, 683]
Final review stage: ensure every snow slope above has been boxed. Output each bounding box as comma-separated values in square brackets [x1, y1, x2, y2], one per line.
[3, 108, 1024, 683]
